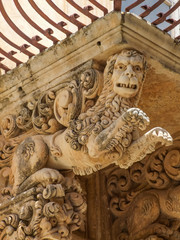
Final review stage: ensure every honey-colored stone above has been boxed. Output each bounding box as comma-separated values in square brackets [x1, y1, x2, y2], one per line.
[0, 11, 179, 240]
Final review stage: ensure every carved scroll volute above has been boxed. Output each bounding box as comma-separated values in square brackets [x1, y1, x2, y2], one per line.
[80, 69, 103, 113]
[54, 80, 82, 127]
[163, 133, 180, 181]
[0, 171, 86, 240]
[108, 134, 180, 240]
[0, 115, 20, 139]
[164, 149, 180, 181]
[54, 69, 103, 127]
[16, 102, 34, 131]
[145, 149, 171, 189]
[145, 136, 180, 188]
[32, 91, 62, 134]
[107, 168, 132, 216]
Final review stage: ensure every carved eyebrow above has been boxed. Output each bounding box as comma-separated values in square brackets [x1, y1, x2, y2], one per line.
[115, 58, 129, 66]
[130, 58, 143, 67]
[115, 57, 144, 68]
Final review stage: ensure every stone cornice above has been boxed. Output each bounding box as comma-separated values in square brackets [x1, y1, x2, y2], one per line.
[122, 13, 180, 71]
[0, 10, 179, 237]
[0, 11, 179, 119]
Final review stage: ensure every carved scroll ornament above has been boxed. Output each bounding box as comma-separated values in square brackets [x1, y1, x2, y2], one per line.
[0, 170, 86, 240]
[0, 49, 173, 239]
[107, 133, 180, 240]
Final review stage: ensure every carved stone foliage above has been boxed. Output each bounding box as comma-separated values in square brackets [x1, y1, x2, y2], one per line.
[107, 133, 180, 240]
[0, 66, 103, 171]
[0, 50, 173, 180]
[0, 66, 102, 239]
[0, 170, 86, 240]
[0, 67, 103, 138]
[0, 49, 175, 239]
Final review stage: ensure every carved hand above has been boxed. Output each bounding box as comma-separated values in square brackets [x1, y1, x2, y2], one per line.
[94, 108, 149, 152]
[145, 127, 173, 147]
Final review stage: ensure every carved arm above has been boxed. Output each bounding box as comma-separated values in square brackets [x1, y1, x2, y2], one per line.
[87, 108, 150, 158]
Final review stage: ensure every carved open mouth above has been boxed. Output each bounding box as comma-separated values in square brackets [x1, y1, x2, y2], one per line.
[116, 83, 137, 89]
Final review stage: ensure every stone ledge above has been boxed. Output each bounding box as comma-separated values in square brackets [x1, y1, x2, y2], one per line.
[0, 11, 179, 121]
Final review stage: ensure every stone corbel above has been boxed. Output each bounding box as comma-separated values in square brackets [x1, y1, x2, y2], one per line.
[0, 49, 174, 239]
[0, 64, 103, 240]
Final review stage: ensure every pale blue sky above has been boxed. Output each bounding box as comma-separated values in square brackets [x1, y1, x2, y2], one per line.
[121, 0, 171, 31]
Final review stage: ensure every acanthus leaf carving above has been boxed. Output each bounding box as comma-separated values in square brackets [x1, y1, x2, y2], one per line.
[0, 49, 175, 239]
[107, 133, 180, 240]
[164, 149, 180, 181]
[0, 115, 20, 139]
[0, 50, 173, 187]
[16, 105, 33, 131]
[32, 91, 61, 134]
[0, 171, 86, 240]
[54, 80, 82, 128]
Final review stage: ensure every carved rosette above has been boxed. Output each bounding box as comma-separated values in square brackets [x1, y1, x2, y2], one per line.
[107, 133, 180, 240]
[0, 172, 86, 240]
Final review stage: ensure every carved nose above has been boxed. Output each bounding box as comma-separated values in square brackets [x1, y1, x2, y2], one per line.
[58, 226, 69, 237]
[125, 65, 135, 78]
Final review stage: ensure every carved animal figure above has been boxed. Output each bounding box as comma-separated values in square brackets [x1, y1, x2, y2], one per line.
[112, 186, 180, 240]
[11, 49, 172, 195]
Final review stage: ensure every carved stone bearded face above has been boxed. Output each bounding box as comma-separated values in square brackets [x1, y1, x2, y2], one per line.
[112, 50, 145, 98]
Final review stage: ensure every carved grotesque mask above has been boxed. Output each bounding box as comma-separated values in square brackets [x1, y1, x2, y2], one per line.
[112, 49, 145, 98]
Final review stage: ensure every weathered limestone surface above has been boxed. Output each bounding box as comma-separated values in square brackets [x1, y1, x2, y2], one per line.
[98, 133, 180, 240]
[0, 12, 180, 133]
[0, 11, 179, 240]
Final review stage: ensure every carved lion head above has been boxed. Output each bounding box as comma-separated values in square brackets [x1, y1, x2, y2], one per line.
[66, 49, 147, 157]
[104, 49, 146, 99]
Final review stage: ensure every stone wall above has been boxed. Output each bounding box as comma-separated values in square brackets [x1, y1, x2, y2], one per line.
[0, 11, 179, 240]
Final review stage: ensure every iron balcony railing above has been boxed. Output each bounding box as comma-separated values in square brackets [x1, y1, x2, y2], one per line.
[0, 0, 180, 73]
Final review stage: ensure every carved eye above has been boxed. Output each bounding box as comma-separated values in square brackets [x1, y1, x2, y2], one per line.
[117, 64, 125, 70]
[134, 65, 141, 72]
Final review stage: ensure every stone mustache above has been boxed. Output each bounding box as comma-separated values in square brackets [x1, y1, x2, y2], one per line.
[10, 49, 172, 195]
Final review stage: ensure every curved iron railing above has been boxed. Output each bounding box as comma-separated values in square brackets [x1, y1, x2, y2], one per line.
[0, 0, 179, 73]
